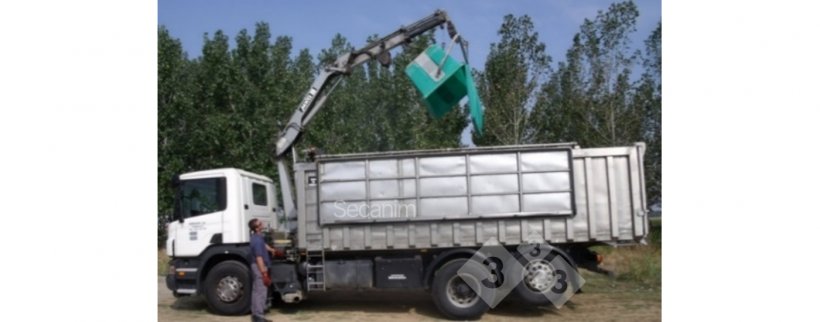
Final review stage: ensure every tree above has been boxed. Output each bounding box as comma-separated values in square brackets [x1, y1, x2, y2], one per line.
[534, 0, 641, 147]
[473, 14, 551, 146]
[158, 26, 194, 217]
[231, 24, 280, 176]
[534, 1, 661, 205]
[299, 34, 361, 153]
[635, 22, 662, 206]
[186, 29, 239, 169]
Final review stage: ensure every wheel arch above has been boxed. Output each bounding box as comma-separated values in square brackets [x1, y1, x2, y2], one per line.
[520, 244, 579, 270]
[423, 248, 488, 289]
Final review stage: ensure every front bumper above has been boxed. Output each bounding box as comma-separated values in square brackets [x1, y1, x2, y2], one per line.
[165, 258, 201, 295]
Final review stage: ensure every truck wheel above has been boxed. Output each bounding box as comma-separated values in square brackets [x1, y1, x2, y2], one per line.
[431, 258, 490, 320]
[514, 257, 558, 306]
[514, 252, 579, 306]
[204, 260, 251, 315]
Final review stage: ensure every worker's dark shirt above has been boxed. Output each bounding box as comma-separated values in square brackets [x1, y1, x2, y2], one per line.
[250, 233, 271, 267]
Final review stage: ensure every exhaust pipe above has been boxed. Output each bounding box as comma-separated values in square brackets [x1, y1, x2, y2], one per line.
[281, 290, 304, 303]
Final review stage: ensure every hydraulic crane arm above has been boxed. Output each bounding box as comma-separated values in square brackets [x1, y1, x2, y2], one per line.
[274, 9, 465, 158]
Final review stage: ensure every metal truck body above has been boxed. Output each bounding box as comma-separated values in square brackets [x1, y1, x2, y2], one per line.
[295, 143, 648, 252]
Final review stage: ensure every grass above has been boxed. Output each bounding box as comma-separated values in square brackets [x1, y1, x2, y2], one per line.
[591, 217, 662, 288]
[605, 245, 661, 286]
[158, 248, 170, 276]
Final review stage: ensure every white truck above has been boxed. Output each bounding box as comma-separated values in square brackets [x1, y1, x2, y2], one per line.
[164, 10, 649, 320]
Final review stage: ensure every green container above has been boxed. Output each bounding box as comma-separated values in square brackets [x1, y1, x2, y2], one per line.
[464, 65, 484, 137]
[405, 45, 484, 136]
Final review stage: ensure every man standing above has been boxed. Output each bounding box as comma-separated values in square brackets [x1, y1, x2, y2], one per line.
[248, 218, 272, 322]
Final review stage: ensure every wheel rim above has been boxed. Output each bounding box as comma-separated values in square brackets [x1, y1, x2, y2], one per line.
[216, 275, 243, 303]
[523, 260, 556, 293]
[446, 275, 480, 308]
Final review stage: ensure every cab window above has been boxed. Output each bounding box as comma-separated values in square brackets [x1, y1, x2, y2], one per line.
[252, 183, 267, 206]
[178, 178, 226, 218]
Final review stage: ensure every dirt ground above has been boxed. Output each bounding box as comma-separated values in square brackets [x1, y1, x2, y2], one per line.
[158, 269, 660, 322]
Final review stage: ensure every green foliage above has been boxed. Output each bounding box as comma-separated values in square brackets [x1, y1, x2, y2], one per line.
[473, 14, 550, 145]
[158, 26, 195, 216]
[617, 246, 661, 287]
[615, 218, 662, 287]
[532, 0, 661, 205]
[649, 217, 662, 247]
[534, 0, 641, 147]
[639, 22, 662, 205]
[157, 28, 465, 217]
[158, 1, 661, 219]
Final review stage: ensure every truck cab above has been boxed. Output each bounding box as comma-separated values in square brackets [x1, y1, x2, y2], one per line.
[165, 168, 278, 314]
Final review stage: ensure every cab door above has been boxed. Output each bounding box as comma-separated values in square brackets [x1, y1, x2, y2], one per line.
[243, 176, 276, 232]
[175, 177, 226, 256]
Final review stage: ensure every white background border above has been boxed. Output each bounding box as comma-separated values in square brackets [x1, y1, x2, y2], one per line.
[2, 1, 820, 321]
[1, 1, 157, 321]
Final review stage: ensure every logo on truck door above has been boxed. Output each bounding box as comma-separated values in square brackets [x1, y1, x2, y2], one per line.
[307, 175, 317, 186]
[188, 222, 207, 241]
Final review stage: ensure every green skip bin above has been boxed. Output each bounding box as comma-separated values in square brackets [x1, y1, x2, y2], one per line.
[405, 45, 484, 136]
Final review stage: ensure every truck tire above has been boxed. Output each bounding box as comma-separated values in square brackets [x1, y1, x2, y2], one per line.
[431, 258, 490, 320]
[204, 260, 251, 315]
[514, 250, 579, 306]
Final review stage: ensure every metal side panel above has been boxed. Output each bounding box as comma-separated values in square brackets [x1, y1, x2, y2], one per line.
[294, 163, 323, 251]
[590, 157, 611, 240]
[631, 143, 649, 238]
[568, 144, 649, 243]
[316, 146, 575, 226]
[574, 157, 594, 240]
[294, 164, 307, 250]
[370, 225, 386, 250]
[613, 155, 635, 238]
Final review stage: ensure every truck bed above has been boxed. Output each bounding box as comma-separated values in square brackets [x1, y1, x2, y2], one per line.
[294, 142, 649, 251]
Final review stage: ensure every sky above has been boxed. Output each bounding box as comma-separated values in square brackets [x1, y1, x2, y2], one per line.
[159, 0, 661, 71]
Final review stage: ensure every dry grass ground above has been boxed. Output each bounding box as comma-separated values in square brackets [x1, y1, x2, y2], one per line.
[158, 248, 170, 276]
